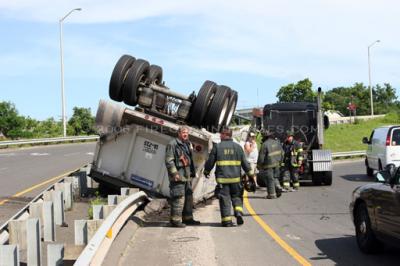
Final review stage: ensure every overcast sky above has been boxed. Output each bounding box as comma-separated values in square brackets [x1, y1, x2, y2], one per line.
[0, 0, 399, 120]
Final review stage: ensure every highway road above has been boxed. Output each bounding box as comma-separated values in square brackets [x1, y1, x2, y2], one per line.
[112, 159, 399, 266]
[0, 142, 95, 226]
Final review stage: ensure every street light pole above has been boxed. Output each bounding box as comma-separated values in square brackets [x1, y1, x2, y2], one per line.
[368, 40, 380, 116]
[59, 8, 82, 137]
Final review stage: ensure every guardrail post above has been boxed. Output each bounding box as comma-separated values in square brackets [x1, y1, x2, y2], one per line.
[0, 245, 19, 266]
[8, 220, 27, 249]
[47, 244, 64, 266]
[27, 218, 41, 266]
[53, 191, 66, 226]
[108, 195, 118, 205]
[93, 205, 103, 220]
[64, 182, 73, 211]
[43, 201, 55, 242]
[121, 187, 130, 196]
[75, 220, 88, 245]
[29, 202, 43, 226]
[87, 220, 103, 242]
[65, 176, 81, 200]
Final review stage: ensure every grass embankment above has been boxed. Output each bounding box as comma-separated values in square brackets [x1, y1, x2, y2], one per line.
[324, 113, 400, 152]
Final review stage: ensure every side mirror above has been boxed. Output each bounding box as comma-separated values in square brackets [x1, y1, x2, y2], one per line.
[323, 115, 330, 129]
[362, 137, 369, 144]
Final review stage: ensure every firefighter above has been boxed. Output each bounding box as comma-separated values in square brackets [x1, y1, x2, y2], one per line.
[204, 127, 255, 227]
[165, 126, 200, 228]
[257, 129, 284, 199]
[281, 130, 304, 191]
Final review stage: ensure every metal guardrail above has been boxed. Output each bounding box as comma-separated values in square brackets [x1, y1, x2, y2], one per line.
[0, 136, 99, 147]
[75, 191, 148, 265]
[332, 150, 366, 158]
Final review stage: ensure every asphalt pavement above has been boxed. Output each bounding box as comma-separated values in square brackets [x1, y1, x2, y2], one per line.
[0, 142, 95, 226]
[110, 159, 399, 266]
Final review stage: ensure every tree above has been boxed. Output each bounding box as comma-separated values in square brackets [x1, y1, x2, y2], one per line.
[0, 101, 25, 139]
[324, 83, 398, 116]
[276, 78, 317, 102]
[68, 107, 95, 135]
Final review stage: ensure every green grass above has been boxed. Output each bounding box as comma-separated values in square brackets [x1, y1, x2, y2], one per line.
[324, 113, 400, 152]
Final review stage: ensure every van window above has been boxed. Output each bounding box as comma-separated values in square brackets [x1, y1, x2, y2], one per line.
[369, 130, 374, 143]
[392, 129, 400, 146]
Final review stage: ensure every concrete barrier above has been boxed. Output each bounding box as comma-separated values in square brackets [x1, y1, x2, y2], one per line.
[0, 244, 19, 266]
[27, 218, 41, 266]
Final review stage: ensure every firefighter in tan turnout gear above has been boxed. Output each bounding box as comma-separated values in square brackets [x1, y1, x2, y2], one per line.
[282, 130, 304, 191]
[204, 127, 255, 227]
[257, 130, 284, 199]
[165, 126, 200, 228]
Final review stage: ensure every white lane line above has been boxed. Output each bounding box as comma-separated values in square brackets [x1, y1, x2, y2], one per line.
[30, 152, 50, 156]
[86, 152, 94, 156]
[64, 152, 80, 157]
[0, 153, 16, 157]
[0, 167, 7, 171]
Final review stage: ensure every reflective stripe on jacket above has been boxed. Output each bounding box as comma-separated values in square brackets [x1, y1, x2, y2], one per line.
[257, 138, 283, 169]
[204, 139, 253, 183]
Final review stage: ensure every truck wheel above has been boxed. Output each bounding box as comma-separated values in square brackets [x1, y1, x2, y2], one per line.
[323, 171, 332, 186]
[147, 65, 166, 109]
[204, 85, 231, 133]
[109, 55, 135, 102]
[355, 203, 382, 253]
[123, 59, 150, 106]
[366, 159, 373, 177]
[147, 65, 163, 85]
[312, 172, 322, 185]
[189, 80, 217, 127]
[222, 89, 238, 127]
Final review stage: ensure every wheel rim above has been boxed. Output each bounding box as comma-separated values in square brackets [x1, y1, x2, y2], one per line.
[225, 103, 235, 126]
[218, 98, 229, 127]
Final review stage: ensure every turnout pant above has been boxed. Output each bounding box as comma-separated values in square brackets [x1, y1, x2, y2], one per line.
[169, 180, 193, 222]
[259, 168, 281, 196]
[282, 165, 300, 188]
[218, 183, 243, 223]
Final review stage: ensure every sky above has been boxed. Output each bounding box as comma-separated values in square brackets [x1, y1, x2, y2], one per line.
[0, 0, 399, 120]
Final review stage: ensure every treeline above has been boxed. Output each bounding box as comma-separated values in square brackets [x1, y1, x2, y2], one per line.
[276, 79, 399, 116]
[0, 101, 96, 140]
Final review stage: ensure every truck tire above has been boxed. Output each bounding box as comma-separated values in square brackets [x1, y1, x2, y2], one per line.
[109, 55, 135, 102]
[312, 172, 322, 186]
[189, 80, 217, 127]
[365, 159, 373, 177]
[223, 89, 238, 127]
[123, 59, 150, 106]
[204, 85, 231, 133]
[147, 65, 163, 85]
[323, 171, 333, 186]
[147, 65, 166, 109]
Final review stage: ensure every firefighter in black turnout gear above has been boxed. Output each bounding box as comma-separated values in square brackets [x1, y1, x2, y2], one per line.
[165, 126, 200, 228]
[257, 130, 284, 199]
[282, 130, 303, 191]
[204, 127, 255, 227]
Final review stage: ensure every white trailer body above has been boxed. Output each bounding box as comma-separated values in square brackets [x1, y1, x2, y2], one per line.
[90, 100, 217, 202]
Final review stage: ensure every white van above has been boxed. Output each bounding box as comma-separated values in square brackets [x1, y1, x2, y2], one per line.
[363, 125, 400, 176]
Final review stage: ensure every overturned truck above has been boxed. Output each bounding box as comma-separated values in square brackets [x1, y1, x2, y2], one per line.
[254, 88, 333, 186]
[90, 54, 238, 201]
